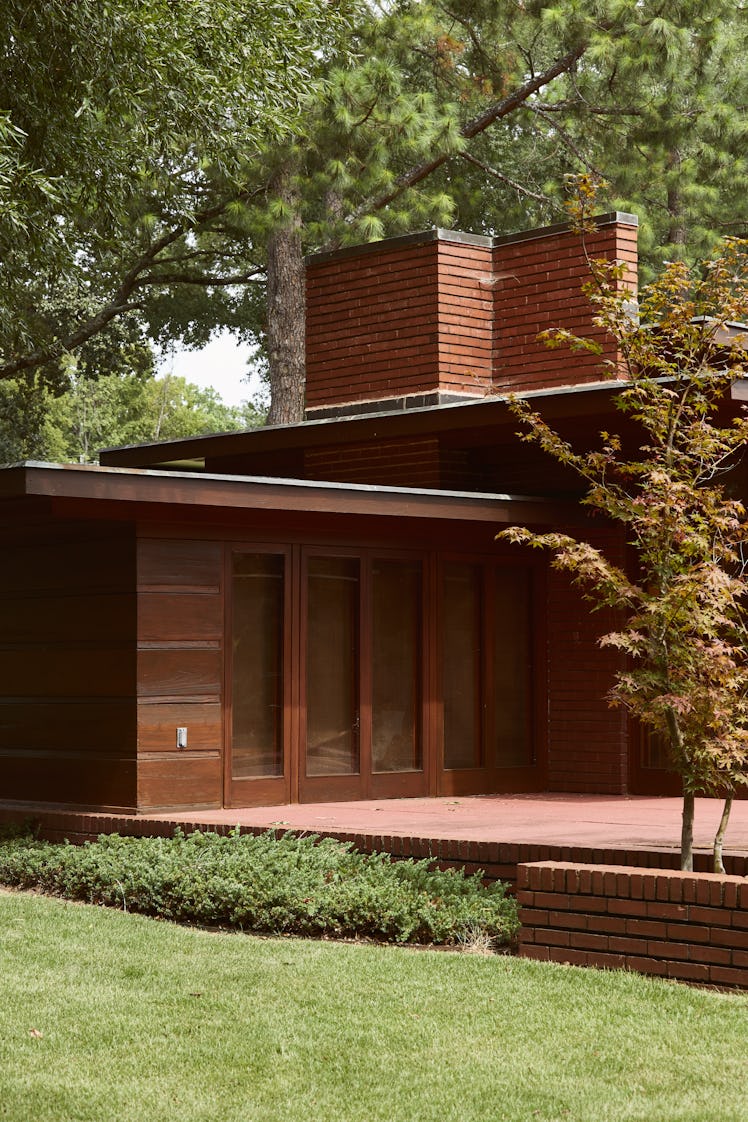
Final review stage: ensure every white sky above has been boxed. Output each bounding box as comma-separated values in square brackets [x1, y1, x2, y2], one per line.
[157, 334, 261, 407]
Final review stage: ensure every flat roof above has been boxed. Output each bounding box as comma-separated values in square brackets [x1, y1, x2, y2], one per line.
[99, 377, 631, 470]
[0, 461, 586, 526]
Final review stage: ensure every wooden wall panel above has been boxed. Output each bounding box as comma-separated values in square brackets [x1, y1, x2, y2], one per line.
[0, 646, 134, 698]
[0, 751, 137, 812]
[137, 754, 222, 811]
[136, 537, 225, 811]
[0, 594, 133, 644]
[138, 593, 223, 642]
[137, 538, 222, 591]
[0, 520, 138, 811]
[137, 648, 222, 698]
[137, 701, 222, 752]
[0, 700, 135, 752]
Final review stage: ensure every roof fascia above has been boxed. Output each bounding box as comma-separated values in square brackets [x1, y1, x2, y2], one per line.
[99, 379, 629, 469]
[0, 461, 585, 526]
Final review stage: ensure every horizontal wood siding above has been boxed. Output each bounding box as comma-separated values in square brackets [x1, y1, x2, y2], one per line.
[545, 525, 628, 794]
[0, 521, 138, 811]
[493, 222, 638, 393]
[136, 537, 224, 810]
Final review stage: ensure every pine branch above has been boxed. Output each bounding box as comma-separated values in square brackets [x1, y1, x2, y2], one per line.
[136, 269, 264, 287]
[528, 106, 604, 179]
[347, 41, 589, 223]
[457, 151, 552, 205]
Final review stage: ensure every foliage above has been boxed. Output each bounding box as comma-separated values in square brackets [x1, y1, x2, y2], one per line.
[0, 830, 519, 946]
[4, 1, 748, 420]
[0, 370, 263, 465]
[2, 890, 747, 1122]
[500, 203, 748, 869]
[0, 0, 350, 381]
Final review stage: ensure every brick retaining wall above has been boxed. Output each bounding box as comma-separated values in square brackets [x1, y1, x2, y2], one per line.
[517, 861, 748, 988]
[2, 805, 747, 886]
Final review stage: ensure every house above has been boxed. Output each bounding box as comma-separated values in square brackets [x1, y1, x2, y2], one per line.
[1, 211, 711, 816]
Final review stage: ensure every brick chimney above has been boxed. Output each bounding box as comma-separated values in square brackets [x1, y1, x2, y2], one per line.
[304, 214, 638, 419]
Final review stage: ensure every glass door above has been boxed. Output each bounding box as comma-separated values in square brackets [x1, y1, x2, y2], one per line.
[227, 549, 291, 806]
[299, 550, 428, 802]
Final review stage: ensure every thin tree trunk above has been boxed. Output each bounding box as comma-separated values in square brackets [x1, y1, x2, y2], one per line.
[266, 167, 305, 426]
[681, 788, 695, 872]
[713, 794, 733, 874]
[666, 149, 686, 249]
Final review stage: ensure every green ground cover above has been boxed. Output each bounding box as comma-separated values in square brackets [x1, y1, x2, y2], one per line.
[1, 890, 746, 1122]
[0, 830, 517, 946]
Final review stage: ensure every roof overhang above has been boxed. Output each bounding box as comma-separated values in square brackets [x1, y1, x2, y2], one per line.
[99, 378, 633, 471]
[0, 461, 588, 526]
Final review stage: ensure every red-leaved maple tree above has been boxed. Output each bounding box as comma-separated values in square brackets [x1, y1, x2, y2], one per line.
[501, 193, 748, 871]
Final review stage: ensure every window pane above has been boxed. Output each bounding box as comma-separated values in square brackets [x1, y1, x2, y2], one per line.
[372, 559, 422, 773]
[443, 562, 482, 769]
[493, 568, 532, 767]
[231, 553, 284, 778]
[306, 557, 360, 776]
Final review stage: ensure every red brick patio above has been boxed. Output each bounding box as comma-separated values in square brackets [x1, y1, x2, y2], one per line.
[3, 793, 747, 886]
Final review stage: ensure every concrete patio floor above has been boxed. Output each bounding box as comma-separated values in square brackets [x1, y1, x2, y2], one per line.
[161, 793, 748, 857]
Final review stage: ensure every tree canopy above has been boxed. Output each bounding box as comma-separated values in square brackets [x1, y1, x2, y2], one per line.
[3, 1, 748, 429]
[0, 0, 350, 382]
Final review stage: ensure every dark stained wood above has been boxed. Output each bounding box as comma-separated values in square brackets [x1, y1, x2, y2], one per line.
[0, 700, 136, 751]
[0, 595, 134, 644]
[137, 701, 222, 752]
[137, 754, 222, 810]
[0, 646, 134, 697]
[0, 519, 137, 810]
[138, 594, 223, 642]
[137, 649, 222, 699]
[0, 751, 137, 812]
[135, 537, 225, 809]
[137, 538, 222, 592]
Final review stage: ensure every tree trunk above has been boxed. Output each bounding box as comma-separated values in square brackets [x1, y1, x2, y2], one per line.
[666, 149, 687, 249]
[680, 788, 695, 871]
[713, 794, 733, 874]
[266, 168, 306, 426]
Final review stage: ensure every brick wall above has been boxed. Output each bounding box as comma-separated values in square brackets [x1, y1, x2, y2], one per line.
[492, 218, 638, 393]
[304, 437, 443, 488]
[305, 234, 494, 412]
[305, 216, 638, 415]
[518, 861, 748, 988]
[545, 525, 629, 794]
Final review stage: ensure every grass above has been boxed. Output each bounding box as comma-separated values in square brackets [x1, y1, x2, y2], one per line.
[1, 890, 747, 1122]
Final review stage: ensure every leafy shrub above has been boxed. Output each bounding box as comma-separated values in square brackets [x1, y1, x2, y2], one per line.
[0, 830, 518, 947]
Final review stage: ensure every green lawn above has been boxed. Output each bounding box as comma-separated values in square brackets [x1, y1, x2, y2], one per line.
[1, 890, 746, 1122]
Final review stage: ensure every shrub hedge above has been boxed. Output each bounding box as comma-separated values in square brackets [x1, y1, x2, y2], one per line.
[0, 830, 518, 947]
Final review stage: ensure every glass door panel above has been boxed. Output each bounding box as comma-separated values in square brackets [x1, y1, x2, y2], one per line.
[372, 559, 422, 773]
[442, 562, 482, 769]
[493, 568, 532, 767]
[306, 556, 360, 777]
[231, 552, 285, 779]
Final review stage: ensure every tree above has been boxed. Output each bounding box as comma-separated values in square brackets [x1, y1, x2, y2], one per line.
[0, 0, 350, 385]
[500, 198, 748, 871]
[42, 372, 264, 465]
[226, 0, 748, 422]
